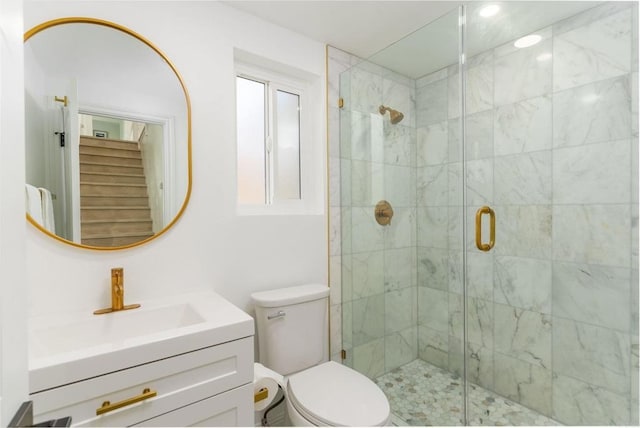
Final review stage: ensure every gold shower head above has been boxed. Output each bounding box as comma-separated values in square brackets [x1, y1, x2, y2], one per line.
[379, 105, 404, 125]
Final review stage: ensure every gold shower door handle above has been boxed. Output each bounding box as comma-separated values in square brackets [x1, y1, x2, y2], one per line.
[475, 206, 495, 252]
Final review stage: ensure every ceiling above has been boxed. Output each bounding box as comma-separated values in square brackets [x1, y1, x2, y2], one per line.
[223, 1, 461, 58]
[25, 23, 185, 114]
[224, 1, 601, 78]
[368, 1, 600, 78]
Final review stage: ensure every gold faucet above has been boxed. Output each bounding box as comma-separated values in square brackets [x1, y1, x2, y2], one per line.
[94, 268, 141, 315]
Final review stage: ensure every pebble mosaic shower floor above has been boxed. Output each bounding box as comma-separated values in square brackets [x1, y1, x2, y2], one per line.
[376, 359, 562, 426]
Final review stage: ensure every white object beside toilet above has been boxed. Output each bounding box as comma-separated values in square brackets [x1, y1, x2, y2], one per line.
[253, 362, 284, 411]
[251, 284, 390, 426]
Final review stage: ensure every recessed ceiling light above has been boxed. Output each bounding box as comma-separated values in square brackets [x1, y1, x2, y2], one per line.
[536, 52, 552, 62]
[479, 5, 500, 18]
[514, 34, 542, 49]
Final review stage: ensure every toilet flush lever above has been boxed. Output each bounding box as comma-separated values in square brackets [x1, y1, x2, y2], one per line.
[267, 310, 286, 320]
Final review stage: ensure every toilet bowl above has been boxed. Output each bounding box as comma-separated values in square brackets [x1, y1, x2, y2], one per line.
[285, 361, 390, 426]
[251, 284, 390, 427]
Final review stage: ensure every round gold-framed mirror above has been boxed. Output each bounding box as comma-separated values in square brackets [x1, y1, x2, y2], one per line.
[24, 17, 192, 250]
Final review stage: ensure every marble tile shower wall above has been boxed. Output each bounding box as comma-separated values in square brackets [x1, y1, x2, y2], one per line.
[329, 3, 638, 426]
[416, 3, 639, 425]
[349, 63, 419, 376]
[327, 47, 419, 378]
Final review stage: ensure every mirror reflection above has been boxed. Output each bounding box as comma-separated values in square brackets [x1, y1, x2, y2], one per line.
[24, 19, 191, 249]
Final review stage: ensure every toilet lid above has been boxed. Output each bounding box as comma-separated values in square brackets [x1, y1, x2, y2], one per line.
[287, 361, 390, 427]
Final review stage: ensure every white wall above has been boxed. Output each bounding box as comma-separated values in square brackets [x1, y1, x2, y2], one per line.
[24, 44, 48, 188]
[24, 2, 327, 321]
[141, 123, 164, 232]
[0, 0, 28, 423]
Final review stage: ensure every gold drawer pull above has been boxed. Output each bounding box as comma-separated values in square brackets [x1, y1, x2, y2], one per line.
[475, 206, 495, 252]
[96, 388, 157, 416]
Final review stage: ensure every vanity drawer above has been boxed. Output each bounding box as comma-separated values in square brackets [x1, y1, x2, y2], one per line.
[137, 383, 253, 426]
[30, 336, 252, 427]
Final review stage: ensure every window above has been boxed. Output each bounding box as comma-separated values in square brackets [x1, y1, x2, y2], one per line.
[236, 67, 304, 210]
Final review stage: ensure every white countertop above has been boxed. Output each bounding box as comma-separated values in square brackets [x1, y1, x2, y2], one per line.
[29, 290, 254, 393]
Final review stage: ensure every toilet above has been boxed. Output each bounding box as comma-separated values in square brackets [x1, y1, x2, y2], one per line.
[251, 284, 390, 427]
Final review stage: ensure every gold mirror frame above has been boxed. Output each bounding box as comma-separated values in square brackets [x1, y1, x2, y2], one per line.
[24, 17, 192, 251]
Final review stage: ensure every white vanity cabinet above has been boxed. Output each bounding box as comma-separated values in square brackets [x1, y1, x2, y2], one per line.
[30, 336, 253, 426]
[28, 291, 255, 427]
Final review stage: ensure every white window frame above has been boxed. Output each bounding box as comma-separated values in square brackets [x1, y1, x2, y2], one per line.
[236, 61, 314, 215]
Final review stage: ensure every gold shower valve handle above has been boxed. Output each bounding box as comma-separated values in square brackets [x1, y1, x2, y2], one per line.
[375, 200, 394, 226]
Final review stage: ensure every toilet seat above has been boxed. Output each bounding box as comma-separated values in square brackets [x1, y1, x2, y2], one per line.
[287, 361, 390, 426]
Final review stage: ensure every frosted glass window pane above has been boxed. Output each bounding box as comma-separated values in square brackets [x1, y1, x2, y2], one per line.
[237, 77, 266, 204]
[276, 90, 301, 199]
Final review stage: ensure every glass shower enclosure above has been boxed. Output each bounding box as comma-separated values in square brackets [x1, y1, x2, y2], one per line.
[327, 1, 639, 425]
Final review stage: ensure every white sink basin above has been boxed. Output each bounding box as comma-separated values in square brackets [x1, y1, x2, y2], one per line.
[31, 302, 205, 359]
[29, 291, 254, 393]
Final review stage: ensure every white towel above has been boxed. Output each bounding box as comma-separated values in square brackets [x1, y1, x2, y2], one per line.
[38, 187, 56, 233]
[25, 183, 44, 225]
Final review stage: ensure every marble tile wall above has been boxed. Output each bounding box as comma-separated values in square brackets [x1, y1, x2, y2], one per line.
[329, 2, 638, 426]
[327, 46, 418, 377]
[414, 2, 639, 425]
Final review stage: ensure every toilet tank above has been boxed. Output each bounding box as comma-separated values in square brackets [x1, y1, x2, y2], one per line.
[251, 284, 330, 376]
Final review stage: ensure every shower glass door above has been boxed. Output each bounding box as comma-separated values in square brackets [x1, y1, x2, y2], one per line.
[464, 2, 639, 425]
[333, 7, 467, 426]
[329, 1, 638, 426]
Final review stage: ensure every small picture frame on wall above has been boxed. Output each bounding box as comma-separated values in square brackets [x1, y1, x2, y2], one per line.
[93, 130, 108, 138]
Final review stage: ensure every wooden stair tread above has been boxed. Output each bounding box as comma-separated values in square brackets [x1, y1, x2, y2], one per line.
[79, 150, 142, 160]
[80, 182, 148, 187]
[80, 160, 143, 168]
[81, 231, 155, 239]
[81, 171, 145, 178]
[80, 135, 140, 145]
[80, 158, 142, 167]
[81, 193, 149, 197]
[79, 144, 141, 151]
[82, 237, 154, 246]
[80, 141, 138, 147]
[81, 199, 150, 208]
[79, 165, 145, 175]
[82, 206, 150, 210]
[82, 219, 152, 224]
[80, 148, 141, 156]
